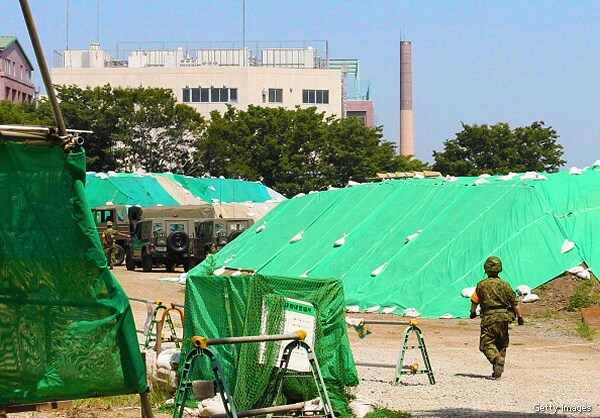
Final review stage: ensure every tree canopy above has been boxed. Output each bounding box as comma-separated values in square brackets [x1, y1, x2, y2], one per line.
[197, 105, 428, 196]
[432, 121, 565, 176]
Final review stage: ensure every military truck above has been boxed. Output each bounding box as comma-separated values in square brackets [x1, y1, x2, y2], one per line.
[91, 204, 215, 266]
[127, 217, 199, 272]
[193, 217, 254, 261]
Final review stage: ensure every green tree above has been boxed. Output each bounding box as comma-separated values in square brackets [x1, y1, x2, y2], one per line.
[0, 100, 50, 125]
[197, 105, 428, 196]
[37, 85, 130, 171]
[115, 87, 205, 174]
[432, 121, 565, 176]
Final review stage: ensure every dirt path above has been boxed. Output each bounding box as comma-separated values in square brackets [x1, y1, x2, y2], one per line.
[11, 266, 600, 417]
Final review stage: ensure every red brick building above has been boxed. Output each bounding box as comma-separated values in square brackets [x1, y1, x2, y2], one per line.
[0, 36, 35, 104]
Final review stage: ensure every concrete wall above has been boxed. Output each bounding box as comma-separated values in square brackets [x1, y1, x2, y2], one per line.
[52, 66, 344, 119]
[346, 100, 375, 127]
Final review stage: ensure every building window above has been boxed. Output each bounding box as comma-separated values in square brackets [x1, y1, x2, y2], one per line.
[4, 59, 10, 75]
[26, 70, 31, 82]
[347, 111, 367, 125]
[182, 87, 238, 103]
[268, 88, 283, 103]
[302, 89, 329, 104]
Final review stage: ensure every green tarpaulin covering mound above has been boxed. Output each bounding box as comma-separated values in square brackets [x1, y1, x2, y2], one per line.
[201, 169, 600, 318]
[0, 141, 146, 405]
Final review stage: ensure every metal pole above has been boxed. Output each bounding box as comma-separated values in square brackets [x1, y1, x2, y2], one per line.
[195, 331, 305, 347]
[242, 0, 246, 65]
[19, 0, 68, 136]
[139, 391, 155, 418]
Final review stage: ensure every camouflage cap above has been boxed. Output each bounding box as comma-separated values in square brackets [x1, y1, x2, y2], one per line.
[106, 221, 113, 227]
[484, 256, 502, 274]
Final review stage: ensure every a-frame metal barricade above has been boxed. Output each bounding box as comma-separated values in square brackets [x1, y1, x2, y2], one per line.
[173, 331, 335, 418]
[351, 319, 435, 385]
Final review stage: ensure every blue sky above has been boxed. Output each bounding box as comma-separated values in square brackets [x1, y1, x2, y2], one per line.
[5, 1, 600, 167]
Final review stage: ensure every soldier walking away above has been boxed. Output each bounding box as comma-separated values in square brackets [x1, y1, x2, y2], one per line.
[101, 221, 131, 269]
[470, 256, 524, 379]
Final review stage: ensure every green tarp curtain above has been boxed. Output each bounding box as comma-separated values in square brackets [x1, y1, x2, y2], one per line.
[0, 141, 146, 405]
[203, 169, 600, 318]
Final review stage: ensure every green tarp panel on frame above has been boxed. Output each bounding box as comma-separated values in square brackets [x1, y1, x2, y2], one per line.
[0, 141, 147, 405]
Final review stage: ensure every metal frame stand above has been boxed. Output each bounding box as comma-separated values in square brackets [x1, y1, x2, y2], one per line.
[144, 302, 184, 351]
[351, 319, 435, 385]
[172, 332, 334, 418]
[392, 324, 435, 385]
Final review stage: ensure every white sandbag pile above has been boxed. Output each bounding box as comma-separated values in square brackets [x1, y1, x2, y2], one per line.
[149, 348, 181, 392]
[516, 285, 531, 295]
[567, 265, 591, 279]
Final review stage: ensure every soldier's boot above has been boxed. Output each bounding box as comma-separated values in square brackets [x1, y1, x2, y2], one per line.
[492, 354, 505, 379]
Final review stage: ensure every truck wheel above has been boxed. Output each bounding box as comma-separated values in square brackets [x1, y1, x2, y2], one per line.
[142, 253, 153, 272]
[126, 252, 135, 271]
[115, 244, 125, 266]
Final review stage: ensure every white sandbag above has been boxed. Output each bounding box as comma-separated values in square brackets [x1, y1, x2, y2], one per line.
[346, 305, 360, 313]
[199, 395, 227, 416]
[403, 308, 421, 317]
[405, 230, 423, 243]
[444, 175, 458, 182]
[474, 178, 489, 186]
[576, 269, 591, 279]
[289, 230, 304, 243]
[371, 262, 388, 277]
[364, 305, 381, 313]
[567, 265, 585, 274]
[593, 160, 600, 167]
[381, 307, 397, 314]
[516, 285, 531, 295]
[561, 239, 575, 253]
[213, 267, 226, 276]
[156, 348, 181, 370]
[345, 317, 364, 327]
[478, 173, 492, 178]
[439, 313, 454, 319]
[569, 167, 583, 175]
[522, 293, 540, 303]
[347, 180, 361, 186]
[461, 287, 476, 298]
[333, 233, 348, 247]
[255, 221, 266, 233]
[303, 398, 324, 412]
[349, 398, 377, 418]
[476, 305, 481, 315]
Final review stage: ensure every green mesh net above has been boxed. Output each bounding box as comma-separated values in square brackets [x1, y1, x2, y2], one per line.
[182, 274, 358, 414]
[0, 141, 147, 405]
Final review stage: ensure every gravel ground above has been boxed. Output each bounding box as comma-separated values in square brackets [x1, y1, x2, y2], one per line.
[10, 266, 600, 418]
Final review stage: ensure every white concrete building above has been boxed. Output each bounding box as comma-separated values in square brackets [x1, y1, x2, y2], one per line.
[52, 43, 345, 119]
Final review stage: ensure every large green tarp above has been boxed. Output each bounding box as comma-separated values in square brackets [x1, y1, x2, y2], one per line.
[182, 274, 358, 413]
[159, 174, 274, 203]
[202, 169, 600, 318]
[0, 142, 147, 405]
[85, 172, 282, 208]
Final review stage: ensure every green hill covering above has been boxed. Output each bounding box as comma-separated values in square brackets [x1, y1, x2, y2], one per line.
[0, 142, 146, 405]
[84, 172, 282, 207]
[200, 169, 600, 318]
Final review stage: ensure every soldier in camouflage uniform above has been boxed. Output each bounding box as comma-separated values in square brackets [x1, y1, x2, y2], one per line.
[470, 256, 524, 379]
[101, 221, 131, 269]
